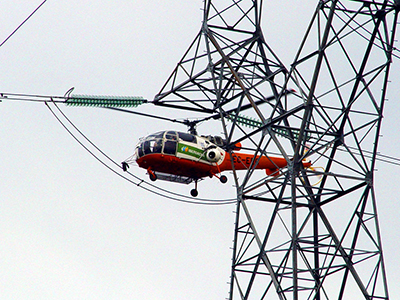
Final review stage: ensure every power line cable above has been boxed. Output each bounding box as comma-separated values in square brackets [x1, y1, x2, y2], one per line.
[3, 91, 400, 168]
[0, 0, 48, 48]
[45, 101, 236, 205]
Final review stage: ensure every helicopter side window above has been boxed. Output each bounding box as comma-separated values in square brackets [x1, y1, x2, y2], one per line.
[155, 132, 165, 139]
[178, 132, 197, 143]
[163, 140, 177, 155]
[214, 136, 224, 147]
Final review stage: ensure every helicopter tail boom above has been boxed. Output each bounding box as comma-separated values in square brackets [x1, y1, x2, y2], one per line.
[219, 152, 311, 175]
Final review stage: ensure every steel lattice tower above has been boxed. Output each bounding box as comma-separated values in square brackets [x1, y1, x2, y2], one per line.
[153, 1, 399, 299]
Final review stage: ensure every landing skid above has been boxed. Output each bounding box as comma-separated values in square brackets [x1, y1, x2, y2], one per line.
[148, 171, 194, 184]
[146, 171, 228, 197]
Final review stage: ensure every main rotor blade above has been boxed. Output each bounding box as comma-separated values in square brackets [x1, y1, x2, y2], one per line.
[104, 106, 189, 126]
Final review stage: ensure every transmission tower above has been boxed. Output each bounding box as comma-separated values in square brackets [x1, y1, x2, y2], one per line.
[153, 0, 399, 299]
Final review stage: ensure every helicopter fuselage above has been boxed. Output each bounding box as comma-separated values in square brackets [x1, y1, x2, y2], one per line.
[134, 131, 308, 181]
[135, 131, 226, 180]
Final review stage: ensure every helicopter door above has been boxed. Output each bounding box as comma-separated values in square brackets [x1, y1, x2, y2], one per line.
[164, 141, 177, 155]
[164, 131, 178, 155]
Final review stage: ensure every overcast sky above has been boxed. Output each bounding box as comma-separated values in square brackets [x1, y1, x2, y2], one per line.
[1, 1, 399, 299]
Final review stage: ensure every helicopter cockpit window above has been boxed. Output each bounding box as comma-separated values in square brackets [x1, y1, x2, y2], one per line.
[137, 143, 145, 157]
[138, 138, 163, 157]
[149, 139, 162, 153]
[178, 132, 197, 143]
[165, 131, 177, 141]
[142, 140, 151, 155]
[147, 132, 164, 140]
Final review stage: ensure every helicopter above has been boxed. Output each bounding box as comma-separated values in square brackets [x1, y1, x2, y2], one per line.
[122, 129, 312, 197]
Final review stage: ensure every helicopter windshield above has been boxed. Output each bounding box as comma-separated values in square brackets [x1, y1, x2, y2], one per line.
[136, 131, 178, 158]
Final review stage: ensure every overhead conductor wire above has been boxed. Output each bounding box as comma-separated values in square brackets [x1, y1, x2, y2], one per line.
[5, 91, 400, 167]
[0, 0, 48, 48]
[45, 100, 236, 205]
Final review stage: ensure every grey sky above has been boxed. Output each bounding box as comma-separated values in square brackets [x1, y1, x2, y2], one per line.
[1, 1, 399, 299]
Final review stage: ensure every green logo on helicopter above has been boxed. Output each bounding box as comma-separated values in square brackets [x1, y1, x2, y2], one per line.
[178, 143, 205, 159]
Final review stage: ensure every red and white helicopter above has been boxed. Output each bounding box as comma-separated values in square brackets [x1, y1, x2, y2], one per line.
[122, 129, 312, 197]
